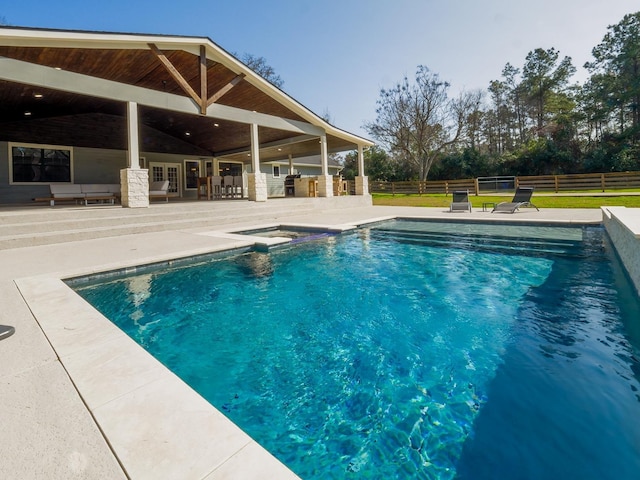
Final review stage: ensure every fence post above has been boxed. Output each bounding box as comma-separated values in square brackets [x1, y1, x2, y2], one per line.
[601, 173, 605, 192]
[554, 176, 559, 193]
[474, 177, 479, 195]
[392, 182, 395, 196]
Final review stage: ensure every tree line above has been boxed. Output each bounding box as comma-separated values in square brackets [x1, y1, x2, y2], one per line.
[342, 11, 640, 182]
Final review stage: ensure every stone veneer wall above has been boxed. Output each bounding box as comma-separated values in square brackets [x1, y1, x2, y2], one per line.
[248, 172, 267, 202]
[293, 177, 317, 197]
[120, 168, 149, 208]
[355, 176, 369, 195]
[602, 207, 640, 297]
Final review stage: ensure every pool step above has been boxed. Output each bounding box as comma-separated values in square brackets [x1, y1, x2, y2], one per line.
[369, 228, 584, 257]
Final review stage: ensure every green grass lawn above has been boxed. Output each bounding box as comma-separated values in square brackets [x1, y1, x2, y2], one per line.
[372, 193, 640, 208]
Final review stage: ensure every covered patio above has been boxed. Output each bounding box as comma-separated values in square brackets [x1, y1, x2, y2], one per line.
[0, 27, 373, 206]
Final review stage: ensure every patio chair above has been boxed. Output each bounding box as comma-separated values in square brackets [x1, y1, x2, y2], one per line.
[210, 176, 223, 199]
[492, 186, 539, 213]
[233, 176, 244, 198]
[223, 175, 234, 198]
[149, 180, 170, 202]
[450, 190, 472, 212]
[196, 177, 210, 200]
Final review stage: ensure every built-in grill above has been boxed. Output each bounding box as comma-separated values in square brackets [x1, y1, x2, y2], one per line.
[284, 174, 300, 196]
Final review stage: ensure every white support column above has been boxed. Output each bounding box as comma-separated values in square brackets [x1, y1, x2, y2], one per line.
[317, 133, 333, 197]
[250, 123, 261, 174]
[355, 144, 369, 196]
[288, 154, 294, 175]
[121, 101, 149, 208]
[320, 134, 329, 176]
[248, 123, 267, 202]
[127, 101, 140, 169]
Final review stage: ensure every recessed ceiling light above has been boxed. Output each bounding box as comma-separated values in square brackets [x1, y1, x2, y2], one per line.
[33, 93, 43, 99]
[24, 111, 31, 116]
[185, 132, 191, 136]
[213, 123, 219, 127]
[277, 148, 282, 151]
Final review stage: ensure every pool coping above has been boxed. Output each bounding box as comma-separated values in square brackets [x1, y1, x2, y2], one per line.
[602, 207, 640, 297]
[10, 210, 629, 479]
[15, 239, 303, 479]
[14, 221, 386, 480]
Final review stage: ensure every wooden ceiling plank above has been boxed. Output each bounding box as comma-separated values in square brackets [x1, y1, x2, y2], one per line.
[148, 43, 202, 107]
[215, 134, 318, 157]
[0, 56, 323, 135]
[207, 73, 246, 107]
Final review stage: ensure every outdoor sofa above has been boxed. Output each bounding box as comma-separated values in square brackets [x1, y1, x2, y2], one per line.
[35, 184, 120, 206]
[36, 180, 170, 206]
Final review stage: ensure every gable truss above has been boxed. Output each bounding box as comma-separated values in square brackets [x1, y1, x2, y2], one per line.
[148, 43, 246, 115]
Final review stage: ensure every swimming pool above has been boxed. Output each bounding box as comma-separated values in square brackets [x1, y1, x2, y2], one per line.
[72, 220, 640, 479]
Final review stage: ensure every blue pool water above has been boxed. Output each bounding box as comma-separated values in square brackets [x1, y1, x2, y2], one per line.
[72, 220, 640, 479]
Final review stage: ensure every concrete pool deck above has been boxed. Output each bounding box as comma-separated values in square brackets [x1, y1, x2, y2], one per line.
[0, 204, 631, 479]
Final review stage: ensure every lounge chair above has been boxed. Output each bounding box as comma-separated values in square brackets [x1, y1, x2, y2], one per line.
[492, 186, 539, 213]
[450, 190, 472, 212]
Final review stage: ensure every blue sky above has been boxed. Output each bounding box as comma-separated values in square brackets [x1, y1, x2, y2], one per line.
[1, 0, 638, 139]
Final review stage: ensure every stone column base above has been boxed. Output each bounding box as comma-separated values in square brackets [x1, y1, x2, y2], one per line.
[120, 168, 149, 208]
[355, 175, 369, 195]
[248, 172, 268, 202]
[316, 175, 334, 197]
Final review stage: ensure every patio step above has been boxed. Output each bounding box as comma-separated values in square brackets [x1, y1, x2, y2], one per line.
[0, 196, 373, 249]
[0, 202, 276, 234]
[0, 198, 332, 250]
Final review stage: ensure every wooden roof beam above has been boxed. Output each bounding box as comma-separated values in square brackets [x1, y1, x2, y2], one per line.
[199, 45, 207, 114]
[148, 43, 206, 113]
[207, 73, 245, 107]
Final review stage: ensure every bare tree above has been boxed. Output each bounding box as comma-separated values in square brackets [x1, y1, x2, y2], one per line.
[365, 66, 478, 181]
[239, 53, 284, 88]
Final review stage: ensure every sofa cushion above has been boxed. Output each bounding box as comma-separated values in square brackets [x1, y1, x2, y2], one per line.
[149, 180, 169, 193]
[81, 184, 110, 194]
[50, 184, 83, 197]
[106, 184, 121, 194]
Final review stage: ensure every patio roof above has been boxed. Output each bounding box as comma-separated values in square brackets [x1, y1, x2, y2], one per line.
[0, 27, 373, 162]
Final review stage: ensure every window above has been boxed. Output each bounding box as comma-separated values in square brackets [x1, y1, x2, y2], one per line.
[184, 160, 200, 190]
[218, 162, 243, 176]
[9, 143, 73, 184]
[273, 165, 281, 178]
[205, 160, 214, 176]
